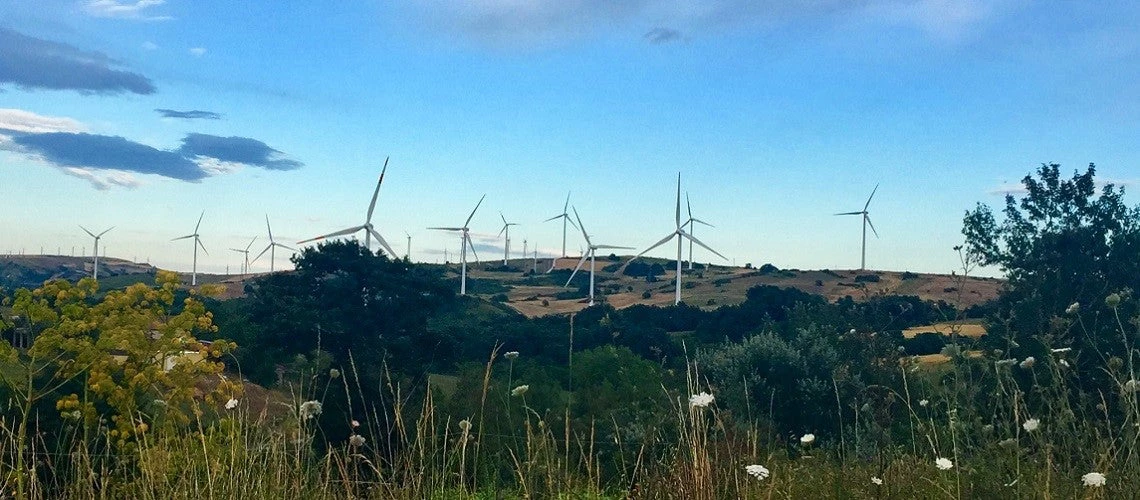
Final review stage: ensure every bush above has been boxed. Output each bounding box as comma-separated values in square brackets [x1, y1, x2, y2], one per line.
[854, 274, 881, 283]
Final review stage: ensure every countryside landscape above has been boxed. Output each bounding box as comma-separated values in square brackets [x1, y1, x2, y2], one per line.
[3, 1, 1140, 498]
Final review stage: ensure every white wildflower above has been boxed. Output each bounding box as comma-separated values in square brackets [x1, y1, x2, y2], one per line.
[1019, 357, 1036, 369]
[329, 368, 341, 379]
[225, 398, 238, 410]
[511, 385, 529, 397]
[800, 433, 816, 445]
[458, 419, 472, 432]
[352, 419, 360, 428]
[1065, 302, 1080, 315]
[849, 329, 857, 335]
[504, 351, 520, 360]
[689, 392, 715, 408]
[299, 400, 323, 420]
[1060, 359, 1070, 368]
[348, 434, 366, 447]
[995, 358, 1017, 367]
[919, 399, 929, 407]
[1022, 418, 1040, 432]
[1051, 347, 1072, 354]
[935, 457, 954, 470]
[1106, 293, 1121, 309]
[744, 464, 770, 480]
[1081, 472, 1106, 487]
[871, 476, 883, 485]
[1126, 380, 1140, 392]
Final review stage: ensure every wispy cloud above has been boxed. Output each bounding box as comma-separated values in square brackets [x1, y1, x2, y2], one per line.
[155, 108, 222, 120]
[0, 28, 156, 94]
[141, 41, 159, 51]
[644, 27, 685, 44]
[1, 119, 304, 187]
[188, 47, 206, 57]
[83, 0, 173, 21]
[0, 108, 87, 134]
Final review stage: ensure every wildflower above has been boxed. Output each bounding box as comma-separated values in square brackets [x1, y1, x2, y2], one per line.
[849, 329, 857, 335]
[1065, 302, 1080, 315]
[504, 351, 520, 360]
[871, 476, 883, 485]
[935, 457, 954, 470]
[1082, 472, 1106, 487]
[998, 438, 1016, 448]
[510, 385, 529, 397]
[800, 433, 816, 445]
[1126, 380, 1140, 392]
[689, 392, 714, 408]
[299, 400, 323, 420]
[1019, 357, 1036, 369]
[744, 464, 770, 480]
[919, 399, 929, 407]
[348, 434, 366, 447]
[1022, 418, 1040, 432]
[1106, 293, 1121, 309]
[328, 368, 341, 379]
[1060, 359, 1070, 368]
[458, 419, 472, 432]
[995, 358, 1017, 367]
[352, 419, 360, 428]
[225, 398, 238, 410]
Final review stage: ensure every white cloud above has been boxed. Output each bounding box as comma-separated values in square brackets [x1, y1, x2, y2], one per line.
[84, 0, 173, 21]
[0, 108, 88, 134]
[61, 167, 141, 190]
[142, 41, 159, 50]
[189, 47, 207, 57]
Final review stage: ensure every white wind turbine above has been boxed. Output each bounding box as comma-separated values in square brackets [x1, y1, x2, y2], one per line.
[429, 195, 485, 295]
[297, 157, 397, 257]
[405, 231, 412, 261]
[172, 211, 208, 286]
[630, 173, 727, 305]
[544, 192, 578, 264]
[252, 215, 296, 272]
[230, 237, 257, 279]
[564, 207, 633, 307]
[79, 225, 113, 280]
[498, 212, 518, 265]
[835, 184, 880, 271]
[683, 193, 715, 270]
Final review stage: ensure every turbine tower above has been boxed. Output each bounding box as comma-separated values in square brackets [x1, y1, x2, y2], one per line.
[498, 212, 518, 265]
[544, 192, 578, 263]
[252, 215, 296, 272]
[297, 157, 397, 257]
[564, 207, 633, 307]
[629, 173, 727, 305]
[79, 225, 113, 280]
[405, 231, 412, 261]
[172, 211, 208, 286]
[835, 184, 880, 271]
[429, 194, 485, 295]
[230, 237, 257, 279]
[683, 193, 715, 270]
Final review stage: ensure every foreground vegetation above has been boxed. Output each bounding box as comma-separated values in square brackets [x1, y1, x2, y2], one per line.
[0, 163, 1137, 498]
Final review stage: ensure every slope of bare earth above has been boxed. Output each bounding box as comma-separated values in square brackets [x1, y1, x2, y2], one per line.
[458, 257, 1004, 318]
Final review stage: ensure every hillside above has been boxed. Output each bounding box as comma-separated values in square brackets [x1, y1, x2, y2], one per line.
[0, 255, 157, 290]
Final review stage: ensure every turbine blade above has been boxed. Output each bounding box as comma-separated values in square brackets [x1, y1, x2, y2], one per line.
[230, 248, 245, 253]
[498, 225, 507, 238]
[369, 228, 398, 257]
[563, 191, 571, 212]
[566, 215, 579, 231]
[428, 227, 464, 231]
[543, 213, 564, 223]
[835, 211, 864, 216]
[194, 211, 204, 233]
[686, 192, 692, 220]
[466, 233, 479, 263]
[863, 183, 879, 211]
[464, 194, 486, 227]
[593, 245, 635, 250]
[246, 236, 257, 251]
[197, 238, 209, 256]
[633, 232, 677, 260]
[265, 214, 274, 242]
[500, 212, 507, 226]
[571, 206, 589, 242]
[172, 234, 195, 241]
[675, 172, 682, 228]
[297, 225, 365, 244]
[253, 244, 272, 263]
[866, 215, 880, 238]
[564, 253, 589, 287]
[80, 225, 96, 238]
[679, 229, 728, 261]
[276, 243, 298, 252]
[366, 157, 389, 223]
[690, 218, 714, 228]
[97, 226, 114, 237]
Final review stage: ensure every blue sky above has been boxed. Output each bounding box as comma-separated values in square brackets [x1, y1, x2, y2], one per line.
[1, 0, 1137, 277]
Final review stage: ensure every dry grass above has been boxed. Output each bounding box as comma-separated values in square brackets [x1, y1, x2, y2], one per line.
[903, 321, 989, 339]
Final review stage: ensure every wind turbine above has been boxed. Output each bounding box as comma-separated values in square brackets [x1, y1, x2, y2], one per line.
[544, 192, 578, 263]
[297, 157, 397, 257]
[230, 237, 257, 279]
[429, 195, 485, 295]
[172, 211, 208, 286]
[498, 212, 518, 265]
[683, 193, 715, 270]
[835, 184, 880, 271]
[629, 173, 727, 305]
[564, 207, 633, 307]
[405, 231, 412, 261]
[252, 215, 296, 272]
[79, 225, 113, 280]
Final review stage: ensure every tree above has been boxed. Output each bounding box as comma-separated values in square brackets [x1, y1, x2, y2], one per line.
[962, 163, 1140, 380]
